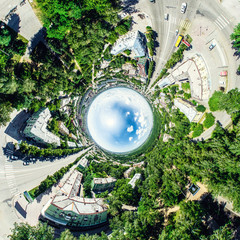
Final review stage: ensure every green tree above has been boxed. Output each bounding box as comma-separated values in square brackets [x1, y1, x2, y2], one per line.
[196, 105, 206, 112]
[0, 101, 13, 127]
[192, 123, 204, 138]
[208, 224, 234, 240]
[9, 222, 54, 240]
[0, 29, 11, 46]
[208, 91, 225, 111]
[115, 24, 128, 35]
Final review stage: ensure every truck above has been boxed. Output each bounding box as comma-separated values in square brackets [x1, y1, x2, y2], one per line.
[175, 35, 183, 47]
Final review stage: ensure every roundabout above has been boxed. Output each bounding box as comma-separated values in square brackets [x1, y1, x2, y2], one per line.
[86, 87, 154, 154]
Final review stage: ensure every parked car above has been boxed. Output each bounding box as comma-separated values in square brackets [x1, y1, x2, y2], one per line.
[181, 2, 187, 13]
[209, 43, 216, 50]
[149, 0, 155, 2]
[164, 13, 169, 21]
[176, 29, 179, 35]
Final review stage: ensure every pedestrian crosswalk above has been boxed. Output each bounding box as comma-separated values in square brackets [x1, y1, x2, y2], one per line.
[4, 162, 19, 197]
[214, 15, 230, 30]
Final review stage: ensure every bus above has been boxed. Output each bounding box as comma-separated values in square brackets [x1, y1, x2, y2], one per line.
[175, 35, 183, 47]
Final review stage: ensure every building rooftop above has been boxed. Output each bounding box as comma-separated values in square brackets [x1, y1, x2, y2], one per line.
[174, 98, 198, 122]
[111, 31, 146, 57]
[24, 108, 60, 146]
[124, 167, 134, 178]
[52, 170, 107, 215]
[67, 141, 77, 148]
[128, 173, 141, 188]
[93, 177, 117, 185]
[158, 76, 174, 88]
[78, 158, 88, 168]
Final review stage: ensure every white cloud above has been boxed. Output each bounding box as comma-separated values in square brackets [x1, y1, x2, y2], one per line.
[127, 125, 134, 132]
[129, 137, 133, 141]
[126, 111, 130, 116]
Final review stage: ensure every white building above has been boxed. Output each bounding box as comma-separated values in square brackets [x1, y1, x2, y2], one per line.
[58, 121, 69, 135]
[23, 108, 60, 146]
[128, 173, 141, 188]
[174, 98, 203, 123]
[111, 31, 146, 57]
[41, 170, 107, 228]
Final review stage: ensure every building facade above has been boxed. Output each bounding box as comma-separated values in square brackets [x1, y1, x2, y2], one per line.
[92, 177, 117, 192]
[129, 173, 141, 188]
[23, 108, 60, 146]
[174, 98, 203, 123]
[58, 121, 70, 135]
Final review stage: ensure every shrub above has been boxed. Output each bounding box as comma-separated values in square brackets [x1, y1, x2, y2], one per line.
[146, 26, 152, 31]
[196, 105, 206, 112]
[182, 82, 190, 91]
[203, 113, 215, 128]
[124, 49, 131, 55]
[191, 100, 198, 106]
[184, 93, 191, 99]
[170, 85, 179, 96]
[192, 123, 204, 138]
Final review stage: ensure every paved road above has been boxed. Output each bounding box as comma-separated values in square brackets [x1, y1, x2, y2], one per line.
[0, 110, 91, 239]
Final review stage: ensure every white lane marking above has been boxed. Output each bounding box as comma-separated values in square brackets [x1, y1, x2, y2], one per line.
[217, 16, 227, 27]
[221, 14, 230, 24]
[214, 20, 223, 30]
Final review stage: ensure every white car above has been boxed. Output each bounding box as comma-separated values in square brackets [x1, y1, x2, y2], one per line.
[181, 3, 187, 13]
[164, 13, 169, 21]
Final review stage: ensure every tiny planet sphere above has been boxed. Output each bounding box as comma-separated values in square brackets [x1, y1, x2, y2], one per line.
[87, 87, 154, 153]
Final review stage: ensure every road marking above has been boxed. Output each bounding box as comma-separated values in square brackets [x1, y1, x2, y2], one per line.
[214, 20, 223, 30]
[221, 14, 230, 24]
[214, 16, 229, 30]
[4, 160, 19, 197]
[217, 16, 227, 27]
